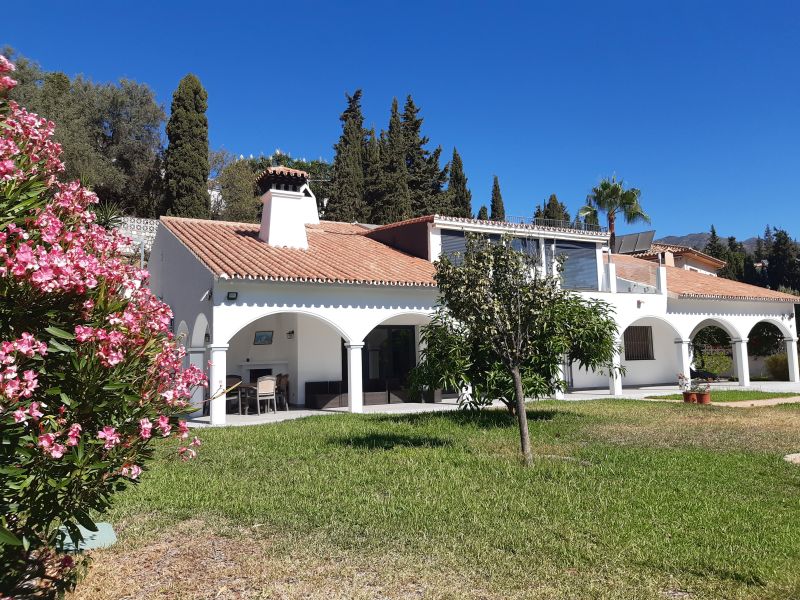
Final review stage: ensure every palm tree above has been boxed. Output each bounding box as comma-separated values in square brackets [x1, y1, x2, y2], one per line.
[579, 176, 650, 250]
[93, 201, 125, 230]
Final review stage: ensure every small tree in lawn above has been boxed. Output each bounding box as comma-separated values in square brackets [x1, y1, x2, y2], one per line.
[416, 234, 619, 465]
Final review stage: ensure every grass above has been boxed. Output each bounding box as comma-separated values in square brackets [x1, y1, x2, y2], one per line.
[71, 401, 800, 599]
[646, 389, 798, 402]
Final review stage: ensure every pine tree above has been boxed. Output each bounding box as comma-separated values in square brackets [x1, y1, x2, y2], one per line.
[703, 225, 728, 261]
[490, 175, 505, 221]
[535, 193, 570, 223]
[371, 99, 412, 224]
[219, 160, 259, 223]
[163, 74, 210, 218]
[401, 95, 447, 217]
[445, 147, 471, 218]
[477, 205, 489, 220]
[767, 228, 800, 291]
[326, 90, 368, 222]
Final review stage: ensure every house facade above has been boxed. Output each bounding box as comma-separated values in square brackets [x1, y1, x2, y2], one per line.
[149, 167, 800, 425]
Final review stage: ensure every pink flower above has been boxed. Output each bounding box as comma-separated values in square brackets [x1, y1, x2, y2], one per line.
[178, 447, 197, 461]
[97, 426, 120, 449]
[177, 420, 189, 439]
[190, 436, 201, 447]
[66, 423, 82, 446]
[38, 433, 65, 457]
[139, 417, 152, 440]
[27, 401, 44, 419]
[121, 463, 142, 479]
[13, 409, 26, 423]
[156, 415, 171, 437]
[49, 443, 66, 459]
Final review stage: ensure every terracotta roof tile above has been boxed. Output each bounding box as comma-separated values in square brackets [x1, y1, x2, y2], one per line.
[632, 243, 726, 269]
[613, 254, 798, 303]
[160, 216, 436, 287]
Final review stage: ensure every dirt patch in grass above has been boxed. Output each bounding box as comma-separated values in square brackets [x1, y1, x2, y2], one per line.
[583, 404, 800, 453]
[69, 518, 495, 600]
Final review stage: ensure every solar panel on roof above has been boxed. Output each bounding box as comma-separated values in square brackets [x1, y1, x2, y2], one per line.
[617, 234, 637, 254]
[634, 230, 655, 252]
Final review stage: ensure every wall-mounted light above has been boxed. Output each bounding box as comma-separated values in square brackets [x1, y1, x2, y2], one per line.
[226, 291, 238, 301]
[286, 330, 295, 340]
[637, 300, 644, 308]
[204, 332, 210, 344]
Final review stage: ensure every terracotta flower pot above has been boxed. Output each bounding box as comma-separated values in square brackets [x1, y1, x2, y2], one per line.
[682, 391, 697, 403]
[696, 392, 711, 405]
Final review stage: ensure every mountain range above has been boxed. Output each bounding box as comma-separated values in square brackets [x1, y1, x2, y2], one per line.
[655, 232, 760, 253]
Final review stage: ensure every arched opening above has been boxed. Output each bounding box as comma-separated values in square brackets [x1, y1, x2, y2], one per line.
[620, 316, 682, 386]
[356, 313, 433, 405]
[191, 313, 210, 349]
[689, 319, 739, 381]
[174, 320, 190, 370]
[226, 311, 348, 410]
[748, 321, 789, 380]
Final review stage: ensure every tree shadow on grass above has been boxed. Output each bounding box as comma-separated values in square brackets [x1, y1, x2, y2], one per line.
[333, 432, 453, 451]
[372, 407, 564, 430]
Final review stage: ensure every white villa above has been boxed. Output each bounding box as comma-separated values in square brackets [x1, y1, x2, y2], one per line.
[149, 167, 800, 425]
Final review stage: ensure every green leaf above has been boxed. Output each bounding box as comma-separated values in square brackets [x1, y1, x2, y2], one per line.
[0, 526, 22, 546]
[49, 339, 73, 353]
[73, 509, 98, 533]
[45, 326, 75, 340]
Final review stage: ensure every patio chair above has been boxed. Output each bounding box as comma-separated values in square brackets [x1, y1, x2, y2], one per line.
[256, 376, 277, 414]
[225, 375, 244, 415]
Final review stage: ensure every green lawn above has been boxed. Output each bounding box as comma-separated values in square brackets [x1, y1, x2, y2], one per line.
[75, 401, 800, 599]
[646, 389, 798, 402]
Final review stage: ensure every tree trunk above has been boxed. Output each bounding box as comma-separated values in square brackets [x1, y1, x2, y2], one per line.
[510, 365, 533, 466]
[608, 213, 616, 252]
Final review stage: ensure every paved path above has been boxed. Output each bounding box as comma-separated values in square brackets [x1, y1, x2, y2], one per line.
[712, 396, 800, 408]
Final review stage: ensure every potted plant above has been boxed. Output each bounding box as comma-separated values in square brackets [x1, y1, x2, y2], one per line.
[678, 373, 696, 403]
[693, 380, 712, 404]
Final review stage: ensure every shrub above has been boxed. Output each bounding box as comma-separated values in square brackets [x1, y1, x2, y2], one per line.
[765, 353, 789, 381]
[0, 56, 205, 597]
[698, 351, 732, 377]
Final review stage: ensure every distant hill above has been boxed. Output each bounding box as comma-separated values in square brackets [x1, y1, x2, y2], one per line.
[656, 232, 760, 253]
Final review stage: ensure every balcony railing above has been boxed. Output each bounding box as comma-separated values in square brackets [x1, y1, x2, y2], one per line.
[502, 215, 608, 233]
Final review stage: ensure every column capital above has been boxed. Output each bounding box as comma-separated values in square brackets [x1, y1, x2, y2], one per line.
[674, 338, 692, 345]
[207, 343, 229, 351]
[188, 346, 207, 353]
[731, 338, 749, 344]
[784, 337, 799, 343]
[344, 342, 365, 350]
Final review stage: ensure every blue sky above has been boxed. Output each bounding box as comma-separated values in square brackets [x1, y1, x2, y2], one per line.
[6, 1, 799, 239]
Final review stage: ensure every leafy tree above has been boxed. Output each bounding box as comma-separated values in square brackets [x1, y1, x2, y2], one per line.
[767, 228, 800, 291]
[219, 159, 259, 222]
[490, 175, 505, 221]
[748, 322, 785, 357]
[250, 151, 333, 217]
[414, 235, 619, 464]
[371, 99, 412, 224]
[163, 74, 210, 218]
[579, 176, 649, 250]
[445, 147, 471, 218]
[401, 95, 447, 217]
[477, 205, 489, 220]
[534, 193, 570, 223]
[703, 225, 728, 262]
[5, 48, 166, 218]
[327, 90, 367, 222]
[720, 236, 746, 281]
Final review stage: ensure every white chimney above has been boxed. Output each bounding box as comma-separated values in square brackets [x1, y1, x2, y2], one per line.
[257, 167, 319, 249]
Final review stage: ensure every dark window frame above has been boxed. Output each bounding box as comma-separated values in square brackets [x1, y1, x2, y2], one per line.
[624, 326, 655, 361]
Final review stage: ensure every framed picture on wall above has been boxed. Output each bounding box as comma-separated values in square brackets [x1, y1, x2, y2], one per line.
[253, 330, 274, 345]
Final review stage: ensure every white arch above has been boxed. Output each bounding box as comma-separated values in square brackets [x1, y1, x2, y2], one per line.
[689, 317, 744, 341]
[745, 316, 794, 340]
[352, 309, 434, 341]
[620, 314, 683, 340]
[222, 308, 353, 345]
[191, 312, 210, 348]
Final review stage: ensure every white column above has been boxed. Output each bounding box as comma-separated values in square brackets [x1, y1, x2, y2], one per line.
[345, 342, 364, 413]
[609, 336, 623, 395]
[607, 260, 617, 293]
[675, 338, 691, 382]
[188, 346, 206, 417]
[657, 265, 668, 295]
[538, 238, 547, 277]
[785, 338, 800, 383]
[208, 344, 228, 425]
[731, 338, 750, 388]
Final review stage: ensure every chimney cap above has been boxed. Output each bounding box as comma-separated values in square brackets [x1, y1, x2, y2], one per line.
[256, 166, 309, 192]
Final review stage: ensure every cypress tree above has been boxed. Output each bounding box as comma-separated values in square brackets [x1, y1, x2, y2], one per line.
[536, 193, 570, 223]
[477, 205, 489, 220]
[164, 74, 210, 218]
[490, 175, 505, 221]
[371, 99, 412, 224]
[445, 147, 471, 218]
[363, 129, 385, 222]
[401, 95, 447, 217]
[327, 90, 368, 222]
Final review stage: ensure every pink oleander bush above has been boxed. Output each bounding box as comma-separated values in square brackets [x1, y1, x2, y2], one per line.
[0, 56, 206, 597]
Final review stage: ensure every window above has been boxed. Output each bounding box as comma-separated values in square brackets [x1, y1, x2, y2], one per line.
[624, 326, 654, 360]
